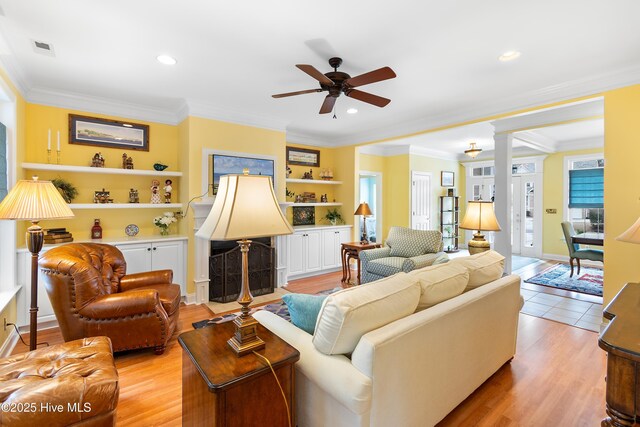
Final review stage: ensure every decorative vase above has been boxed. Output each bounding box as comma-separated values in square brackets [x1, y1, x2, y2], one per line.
[330, 219, 337, 226]
[159, 227, 169, 236]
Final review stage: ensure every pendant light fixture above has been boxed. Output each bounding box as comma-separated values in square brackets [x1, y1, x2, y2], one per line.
[464, 142, 482, 158]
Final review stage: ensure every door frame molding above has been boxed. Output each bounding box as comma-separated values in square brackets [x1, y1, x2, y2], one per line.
[359, 170, 383, 243]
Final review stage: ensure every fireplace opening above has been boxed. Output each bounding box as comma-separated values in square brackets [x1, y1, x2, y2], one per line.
[209, 237, 275, 303]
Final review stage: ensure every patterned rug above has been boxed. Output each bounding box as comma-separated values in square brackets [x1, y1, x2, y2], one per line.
[524, 264, 603, 296]
[192, 287, 342, 329]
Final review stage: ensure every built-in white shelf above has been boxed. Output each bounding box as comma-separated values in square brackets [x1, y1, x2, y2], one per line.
[69, 203, 183, 209]
[286, 178, 342, 185]
[290, 202, 342, 207]
[22, 162, 183, 177]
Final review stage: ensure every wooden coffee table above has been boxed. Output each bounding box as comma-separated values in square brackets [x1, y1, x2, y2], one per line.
[179, 321, 299, 426]
[341, 241, 382, 285]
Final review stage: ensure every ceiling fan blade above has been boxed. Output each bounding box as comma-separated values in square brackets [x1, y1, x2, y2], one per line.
[319, 95, 337, 114]
[272, 89, 323, 98]
[345, 89, 391, 108]
[296, 64, 334, 86]
[344, 67, 396, 88]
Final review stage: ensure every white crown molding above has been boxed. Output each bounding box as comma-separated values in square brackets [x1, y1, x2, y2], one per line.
[514, 131, 558, 153]
[293, 62, 640, 147]
[556, 136, 603, 152]
[285, 129, 336, 147]
[409, 145, 460, 162]
[27, 87, 182, 125]
[187, 99, 288, 133]
[0, 55, 27, 97]
[358, 144, 410, 157]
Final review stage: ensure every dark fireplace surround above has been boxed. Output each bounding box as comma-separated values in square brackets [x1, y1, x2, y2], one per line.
[209, 238, 275, 303]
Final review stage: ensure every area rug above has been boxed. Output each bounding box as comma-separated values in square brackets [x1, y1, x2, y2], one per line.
[524, 264, 603, 296]
[193, 287, 342, 330]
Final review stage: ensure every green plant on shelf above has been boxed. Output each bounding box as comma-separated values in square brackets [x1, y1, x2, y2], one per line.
[323, 208, 344, 226]
[52, 178, 78, 203]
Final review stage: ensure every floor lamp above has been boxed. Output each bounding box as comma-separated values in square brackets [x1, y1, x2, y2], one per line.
[0, 177, 74, 350]
[459, 200, 501, 255]
[195, 171, 293, 356]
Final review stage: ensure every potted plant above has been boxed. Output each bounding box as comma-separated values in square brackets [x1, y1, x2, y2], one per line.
[51, 178, 78, 203]
[323, 208, 344, 226]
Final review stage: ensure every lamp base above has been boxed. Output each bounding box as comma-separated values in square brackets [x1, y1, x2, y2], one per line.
[467, 232, 491, 255]
[227, 313, 265, 356]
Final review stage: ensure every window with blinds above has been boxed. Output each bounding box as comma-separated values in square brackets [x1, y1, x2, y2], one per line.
[569, 168, 604, 208]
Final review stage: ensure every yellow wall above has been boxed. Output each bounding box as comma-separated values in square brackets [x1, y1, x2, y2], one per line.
[22, 104, 180, 239]
[603, 84, 640, 304]
[542, 148, 603, 256]
[383, 155, 411, 239]
[182, 116, 286, 292]
[333, 146, 358, 240]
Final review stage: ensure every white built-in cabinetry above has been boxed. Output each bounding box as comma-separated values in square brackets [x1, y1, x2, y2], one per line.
[286, 225, 351, 280]
[16, 236, 187, 330]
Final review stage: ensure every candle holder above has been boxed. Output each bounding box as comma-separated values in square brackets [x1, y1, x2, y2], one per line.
[57, 150, 61, 164]
[47, 149, 52, 164]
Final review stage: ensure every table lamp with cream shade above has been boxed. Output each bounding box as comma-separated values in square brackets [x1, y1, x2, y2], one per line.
[0, 176, 74, 350]
[354, 202, 373, 244]
[459, 200, 501, 255]
[616, 216, 640, 244]
[195, 171, 293, 356]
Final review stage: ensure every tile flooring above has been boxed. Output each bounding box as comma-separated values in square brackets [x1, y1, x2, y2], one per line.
[520, 288, 603, 332]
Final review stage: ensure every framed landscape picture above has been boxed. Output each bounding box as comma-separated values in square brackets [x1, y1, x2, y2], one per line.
[441, 171, 455, 187]
[287, 146, 320, 167]
[212, 154, 274, 195]
[69, 114, 149, 151]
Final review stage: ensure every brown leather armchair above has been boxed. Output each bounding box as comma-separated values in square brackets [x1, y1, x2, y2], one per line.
[39, 243, 180, 354]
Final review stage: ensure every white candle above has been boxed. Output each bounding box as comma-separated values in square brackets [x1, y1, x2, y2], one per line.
[47, 129, 51, 150]
[57, 130, 60, 151]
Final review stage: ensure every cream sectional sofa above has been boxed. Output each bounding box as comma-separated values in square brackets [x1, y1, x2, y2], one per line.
[254, 251, 523, 427]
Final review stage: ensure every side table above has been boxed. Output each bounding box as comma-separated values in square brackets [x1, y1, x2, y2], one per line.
[598, 282, 640, 426]
[179, 321, 300, 427]
[341, 241, 382, 285]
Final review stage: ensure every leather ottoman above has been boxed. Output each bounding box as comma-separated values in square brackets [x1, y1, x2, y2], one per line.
[0, 336, 119, 427]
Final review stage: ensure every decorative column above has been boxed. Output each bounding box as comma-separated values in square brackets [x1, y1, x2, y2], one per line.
[493, 132, 513, 274]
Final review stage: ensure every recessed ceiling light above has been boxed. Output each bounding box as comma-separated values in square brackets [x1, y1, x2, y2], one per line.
[157, 55, 177, 65]
[499, 50, 521, 62]
[347, 108, 358, 114]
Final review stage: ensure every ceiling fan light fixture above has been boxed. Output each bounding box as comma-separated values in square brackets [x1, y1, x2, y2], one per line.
[498, 50, 521, 62]
[156, 54, 177, 65]
[464, 142, 482, 158]
[347, 108, 358, 114]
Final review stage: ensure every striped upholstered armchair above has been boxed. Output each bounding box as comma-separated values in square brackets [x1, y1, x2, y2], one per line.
[359, 226, 449, 284]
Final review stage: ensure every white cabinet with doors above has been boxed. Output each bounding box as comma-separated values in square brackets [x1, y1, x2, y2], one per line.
[287, 225, 352, 280]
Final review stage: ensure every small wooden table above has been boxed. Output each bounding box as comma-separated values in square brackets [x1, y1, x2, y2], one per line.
[598, 283, 640, 426]
[179, 321, 300, 427]
[572, 232, 604, 246]
[341, 241, 382, 285]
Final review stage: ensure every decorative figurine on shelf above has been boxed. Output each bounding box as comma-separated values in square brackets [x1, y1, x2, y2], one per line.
[91, 219, 103, 239]
[93, 189, 112, 204]
[302, 169, 314, 180]
[122, 153, 134, 169]
[153, 163, 168, 171]
[320, 194, 328, 203]
[163, 179, 173, 203]
[129, 188, 139, 203]
[150, 179, 162, 204]
[320, 169, 334, 180]
[286, 165, 292, 178]
[295, 194, 303, 203]
[91, 152, 105, 168]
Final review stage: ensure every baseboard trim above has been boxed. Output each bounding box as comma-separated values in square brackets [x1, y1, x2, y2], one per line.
[288, 266, 342, 281]
[184, 293, 197, 305]
[0, 328, 19, 358]
[542, 253, 603, 268]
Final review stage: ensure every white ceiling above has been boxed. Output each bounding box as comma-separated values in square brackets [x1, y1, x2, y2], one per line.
[0, 0, 637, 146]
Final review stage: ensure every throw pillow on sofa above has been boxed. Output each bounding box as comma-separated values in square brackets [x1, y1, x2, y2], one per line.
[282, 293, 328, 335]
[408, 262, 469, 311]
[312, 273, 421, 355]
[450, 250, 505, 292]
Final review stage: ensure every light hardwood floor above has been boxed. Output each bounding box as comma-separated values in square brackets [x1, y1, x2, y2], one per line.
[12, 263, 607, 426]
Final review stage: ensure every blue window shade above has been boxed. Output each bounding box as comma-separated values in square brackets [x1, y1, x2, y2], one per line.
[569, 168, 603, 208]
[0, 122, 6, 202]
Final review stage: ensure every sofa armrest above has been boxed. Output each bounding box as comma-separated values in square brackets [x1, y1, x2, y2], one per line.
[402, 252, 449, 272]
[79, 290, 161, 319]
[120, 270, 173, 291]
[254, 310, 372, 415]
[359, 247, 391, 263]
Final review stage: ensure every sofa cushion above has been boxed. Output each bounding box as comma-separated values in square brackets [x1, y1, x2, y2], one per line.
[366, 257, 406, 277]
[450, 250, 505, 292]
[282, 293, 328, 334]
[312, 273, 421, 355]
[386, 227, 442, 257]
[408, 262, 469, 311]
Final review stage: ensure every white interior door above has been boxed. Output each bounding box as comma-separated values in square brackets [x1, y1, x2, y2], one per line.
[411, 172, 431, 230]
